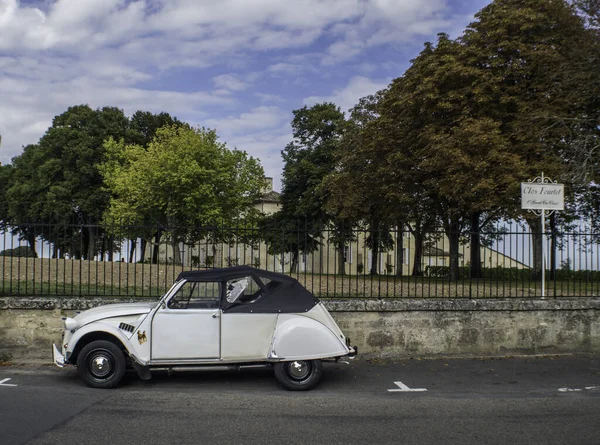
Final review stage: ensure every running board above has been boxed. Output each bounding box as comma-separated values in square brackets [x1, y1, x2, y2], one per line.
[149, 364, 271, 373]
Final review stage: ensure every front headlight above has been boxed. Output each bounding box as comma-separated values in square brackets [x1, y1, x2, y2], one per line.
[63, 317, 78, 331]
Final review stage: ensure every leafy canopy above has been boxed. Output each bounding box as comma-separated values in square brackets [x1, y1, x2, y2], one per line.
[101, 125, 265, 239]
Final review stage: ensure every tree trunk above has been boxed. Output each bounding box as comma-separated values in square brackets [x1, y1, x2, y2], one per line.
[87, 227, 96, 261]
[337, 244, 345, 276]
[412, 231, 424, 276]
[370, 224, 379, 275]
[25, 230, 38, 258]
[527, 217, 543, 280]
[108, 239, 114, 262]
[446, 218, 461, 281]
[290, 251, 299, 274]
[171, 235, 182, 266]
[129, 239, 136, 263]
[82, 226, 90, 260]
[395, 224, 404, 277]
[152, 230, 162, 264]
[470, 212, 483, 278]
[139, 238, 147, 263]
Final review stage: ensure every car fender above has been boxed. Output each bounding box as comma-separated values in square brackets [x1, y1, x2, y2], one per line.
[270, 314, 348, 361]
[67, 321, 136, 360]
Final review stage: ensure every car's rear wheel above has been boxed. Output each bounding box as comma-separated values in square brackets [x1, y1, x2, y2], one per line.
[76, 340, 126, 389]
[274, 360, 323, 391]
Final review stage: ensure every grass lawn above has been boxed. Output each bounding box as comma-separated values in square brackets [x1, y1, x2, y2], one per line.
[1, 257, 598, 298]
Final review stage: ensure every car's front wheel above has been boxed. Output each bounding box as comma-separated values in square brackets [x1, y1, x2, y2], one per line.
[274, 360, 323, 391]
[76, 340, 126, 389]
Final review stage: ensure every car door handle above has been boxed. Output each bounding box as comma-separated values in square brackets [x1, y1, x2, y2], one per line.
[212, 313, 220, 318]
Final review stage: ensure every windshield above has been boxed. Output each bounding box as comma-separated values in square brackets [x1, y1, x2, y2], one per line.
[159, 279, 185, 303]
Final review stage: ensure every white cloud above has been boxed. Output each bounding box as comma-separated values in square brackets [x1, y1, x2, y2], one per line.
[0, 0, 486, 177]
[205, 106, 289, 136]
[213, 74, 249, 92]
[304, 76, 390, 113]
[0, 67, 234, 165]
[322, 0, 454, 64]
[255, 93, 285, 103]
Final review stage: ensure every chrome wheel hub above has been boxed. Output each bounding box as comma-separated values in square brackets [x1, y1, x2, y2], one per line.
[90, 353, 112, 378]
[288, 361, 310, 380]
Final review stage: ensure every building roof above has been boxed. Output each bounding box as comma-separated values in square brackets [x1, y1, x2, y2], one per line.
[258, 190, 281, 203]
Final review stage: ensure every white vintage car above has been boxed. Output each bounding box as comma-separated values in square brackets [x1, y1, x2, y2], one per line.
[53, 266, 356, 390]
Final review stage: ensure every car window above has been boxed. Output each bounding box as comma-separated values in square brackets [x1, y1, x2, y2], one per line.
[258, 276, 281, 292]
[168, 281, 221, 309]
[226, 276, 262, 304]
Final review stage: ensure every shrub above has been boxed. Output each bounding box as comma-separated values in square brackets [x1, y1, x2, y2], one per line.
[0, 246, 36, 258]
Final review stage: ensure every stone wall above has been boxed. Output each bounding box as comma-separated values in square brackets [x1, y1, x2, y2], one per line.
[1, 297, 598, 362]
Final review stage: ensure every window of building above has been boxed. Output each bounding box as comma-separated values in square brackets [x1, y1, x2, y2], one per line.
[344, 245, 352, 263]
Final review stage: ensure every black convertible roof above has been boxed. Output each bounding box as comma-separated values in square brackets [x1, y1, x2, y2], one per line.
[177, 266, 296, 283]
[176, 266, 318, 314]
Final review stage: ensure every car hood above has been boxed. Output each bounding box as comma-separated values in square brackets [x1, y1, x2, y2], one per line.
[74, 302, 157, 328]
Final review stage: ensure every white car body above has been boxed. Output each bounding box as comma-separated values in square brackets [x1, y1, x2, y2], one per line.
[53, 266, 356, 390]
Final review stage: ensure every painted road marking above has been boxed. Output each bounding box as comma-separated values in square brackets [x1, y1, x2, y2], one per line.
[388, 381, 427, 393]
[558, 386, 599, 392]
[0, 378, 17, 387]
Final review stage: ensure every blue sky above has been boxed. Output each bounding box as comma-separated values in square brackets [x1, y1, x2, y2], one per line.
[0, 0, 492, 190]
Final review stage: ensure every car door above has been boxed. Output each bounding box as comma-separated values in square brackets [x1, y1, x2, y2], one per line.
[151, 280, 222, 360]
[220, 275, 278, 360]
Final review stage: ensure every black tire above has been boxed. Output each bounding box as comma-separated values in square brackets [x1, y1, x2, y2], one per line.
[274, 360, 323, 391]
[76, 340, 126, 389]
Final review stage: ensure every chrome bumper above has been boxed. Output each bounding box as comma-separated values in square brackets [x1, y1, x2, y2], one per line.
[348, 345, 358, 357]
[52, 344, 65, 368]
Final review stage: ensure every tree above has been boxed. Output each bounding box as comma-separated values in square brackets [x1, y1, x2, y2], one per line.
[100, 126, 265, 265]
[0, 163, 13, 227]
[125, 110, 186, 262]
[460, 0, 599, 278]
[573, 0, 600, 28]
[325, 95, 398, 275]
[275, 103, 354, 275]
[4, 105, 130, 259]
[370, 34, 526, 280]
[129, 111, 186, 147]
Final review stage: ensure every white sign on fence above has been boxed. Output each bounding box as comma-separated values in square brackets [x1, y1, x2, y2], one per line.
[521, 182, 564, 210]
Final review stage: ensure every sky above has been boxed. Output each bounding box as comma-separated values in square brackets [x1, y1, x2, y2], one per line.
[0, 0, 492, 191]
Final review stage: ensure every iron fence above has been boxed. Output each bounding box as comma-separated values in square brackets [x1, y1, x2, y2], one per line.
[0, 220, 599, 299]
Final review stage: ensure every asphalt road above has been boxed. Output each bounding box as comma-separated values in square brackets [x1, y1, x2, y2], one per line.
[1, 355, 599, 445]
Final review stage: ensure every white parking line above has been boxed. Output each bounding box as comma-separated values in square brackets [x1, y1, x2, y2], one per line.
[388, 381, 427, 393]
[0, 378, 17, 387]
[558, 386, 599, 392]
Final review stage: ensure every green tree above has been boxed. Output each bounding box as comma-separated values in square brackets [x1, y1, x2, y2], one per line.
[129, 111, 186, 147]
[346, 36, 524, 279]
[325, 95, 398, 275]
[5, 105, 130, 259]
[0, 163, 13, 227]
[573, 0, 600, 28]
[123, 110, 186, 262]
[101, 125, 265, 265]
[460, 0, 599, 278]
[275, 103, 354, 275]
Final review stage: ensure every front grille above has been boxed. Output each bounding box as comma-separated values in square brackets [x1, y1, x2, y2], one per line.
[119, 322, 136, 333]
